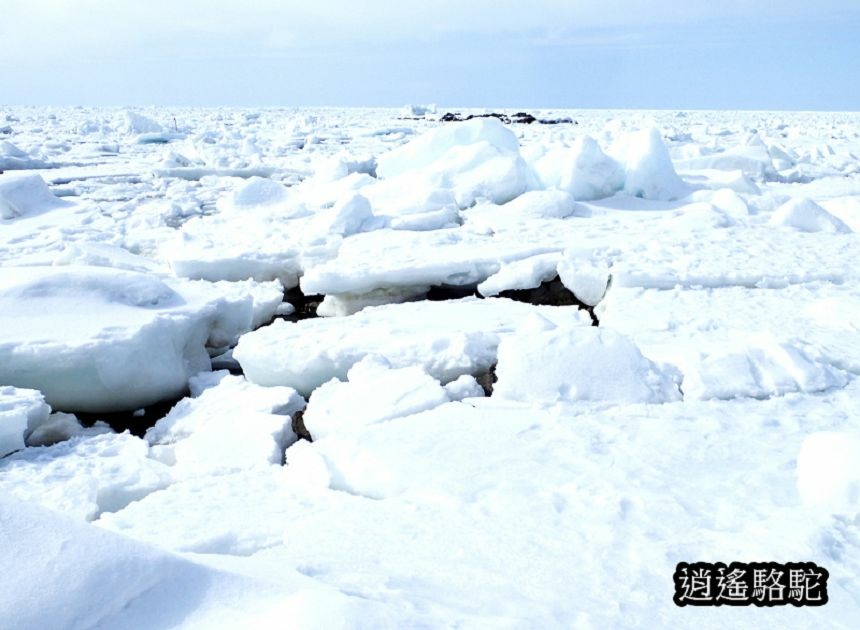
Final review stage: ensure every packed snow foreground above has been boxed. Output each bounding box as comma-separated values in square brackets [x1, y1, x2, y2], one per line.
[1, 106, 859, 628]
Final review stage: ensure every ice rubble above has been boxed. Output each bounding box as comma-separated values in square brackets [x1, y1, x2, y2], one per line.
[0, 266, 283, 412]
[675, 132, 780, 180]
[0, 431, 171, 521]
[145, 371, 304, 477]
[0, 386, 100, 457]
[0, 386, 50, 457]
[164, 119, 690, 292]
[599, 283, 860, 377]
[680, 338, 849, 401]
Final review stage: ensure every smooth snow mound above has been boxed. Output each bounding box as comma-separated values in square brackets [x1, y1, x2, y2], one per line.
[222, 176, 291, 211]
[0, 495, 288, 630]
[494, 325, 681, 404]
[0, 174, 68, 219]
[769, 198, 852, 233]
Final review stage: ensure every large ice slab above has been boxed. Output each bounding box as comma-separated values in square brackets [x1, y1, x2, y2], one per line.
[235, 297, 591, 396]
[0, 266, 283, 412]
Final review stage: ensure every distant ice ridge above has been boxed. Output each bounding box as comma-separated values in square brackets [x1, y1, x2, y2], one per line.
[163, 118, 691, 288]
[526, 127, 689, 201]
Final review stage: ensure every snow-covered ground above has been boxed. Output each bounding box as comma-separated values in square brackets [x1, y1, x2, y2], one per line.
[1, 105, 859, 628]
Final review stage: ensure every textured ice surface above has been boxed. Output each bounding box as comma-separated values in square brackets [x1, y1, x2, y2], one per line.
[3, 106, 860, 628]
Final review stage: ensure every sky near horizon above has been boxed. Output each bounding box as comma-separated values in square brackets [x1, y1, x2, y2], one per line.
[1, 0, 859, 110]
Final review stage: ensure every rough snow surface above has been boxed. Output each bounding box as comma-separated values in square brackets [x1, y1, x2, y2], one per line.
[2, 106, 860, 628]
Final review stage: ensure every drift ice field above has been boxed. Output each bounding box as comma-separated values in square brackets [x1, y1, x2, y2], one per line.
[1, 105, 859, 628]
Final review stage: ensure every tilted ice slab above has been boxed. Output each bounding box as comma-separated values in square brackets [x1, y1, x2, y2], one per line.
[299, 226, 566, 297]
[145, 371, 305, 477]
[612, 128, 691, 201]
[302, 356, 454, 441]
[0, 266, 283, 412]
[528, 135, 625, 201]
[235, 297, 591, 397]
[0, 141, 50, 170]
[0, 173, 68, 219]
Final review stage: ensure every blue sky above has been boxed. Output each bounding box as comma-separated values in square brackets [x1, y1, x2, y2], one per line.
[2, 1, 858, 110]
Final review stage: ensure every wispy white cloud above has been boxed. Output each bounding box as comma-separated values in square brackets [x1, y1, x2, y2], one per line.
[2, 0, 857, 61]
